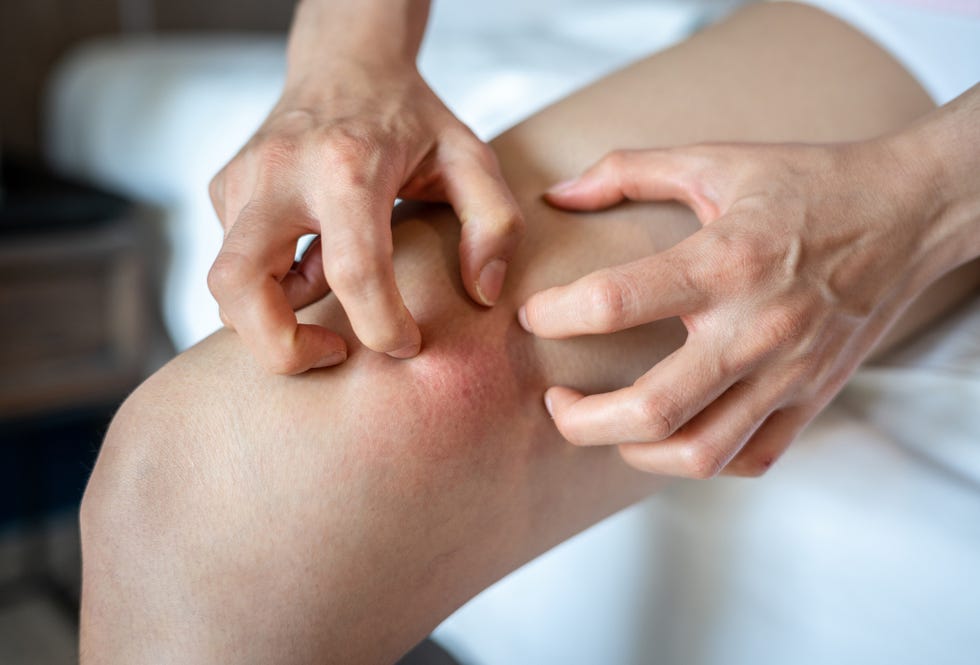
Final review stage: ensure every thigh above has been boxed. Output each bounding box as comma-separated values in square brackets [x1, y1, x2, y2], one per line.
[83, 4, 974, 663]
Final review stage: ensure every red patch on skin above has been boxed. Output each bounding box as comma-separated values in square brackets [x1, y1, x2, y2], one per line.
[342, 314, 546, 503]
[404, 319, 534, 438]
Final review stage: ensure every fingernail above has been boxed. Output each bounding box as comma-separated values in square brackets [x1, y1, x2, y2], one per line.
[546, 177, 579, 195]
[544, 391, 555, 418]
[313, 350, 347, 368]
[387, 341, 421, 359]
[517, 306, 532, 333]
[475, 259, 507, 306]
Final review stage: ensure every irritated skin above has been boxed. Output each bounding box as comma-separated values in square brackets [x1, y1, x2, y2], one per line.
[80, 5, 979, 664]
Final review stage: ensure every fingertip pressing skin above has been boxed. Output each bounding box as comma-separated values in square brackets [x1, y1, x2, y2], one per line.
[543, 391, 554, 418]
[517, 288, 560, 339]
[387, 338, 422, 359]
[542, 385, 587, 441]
[475, 258, 508, 306]
[387, 308, 424, 359]
[545, 177, 581, 197]
[313, 348, 349, 368]
[541, 158, 630, 211]
[541, 181, 596, 211]
[517, 305, 532, 333]
[369, 314, 421, 360]
[460, 220, 519, 308]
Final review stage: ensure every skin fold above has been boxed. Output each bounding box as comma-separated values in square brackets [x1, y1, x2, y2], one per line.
[80, 4, 979, 664]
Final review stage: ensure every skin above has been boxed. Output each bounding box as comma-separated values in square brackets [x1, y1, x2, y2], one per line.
[80, 4, 980, 664]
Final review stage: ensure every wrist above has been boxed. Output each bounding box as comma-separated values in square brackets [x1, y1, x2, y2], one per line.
[879, 100, 980, 292]
[281, 58, 420, 108]
[286, 0, 429, 80]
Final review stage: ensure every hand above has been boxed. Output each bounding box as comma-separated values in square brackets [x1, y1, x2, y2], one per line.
[208, 64, 523, 374]
[519, 140, 940, 478]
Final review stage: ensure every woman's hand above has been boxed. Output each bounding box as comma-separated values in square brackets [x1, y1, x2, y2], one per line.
[519, 127, 974, 478]
[208, 0, 523, 374]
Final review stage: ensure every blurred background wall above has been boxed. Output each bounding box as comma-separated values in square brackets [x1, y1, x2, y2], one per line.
[0, 0, 294, 159]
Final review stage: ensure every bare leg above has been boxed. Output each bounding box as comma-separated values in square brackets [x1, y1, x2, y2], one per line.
[79, 4, 979, 664]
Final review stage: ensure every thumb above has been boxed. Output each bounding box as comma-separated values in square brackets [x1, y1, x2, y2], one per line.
[544, 148, 720, 222]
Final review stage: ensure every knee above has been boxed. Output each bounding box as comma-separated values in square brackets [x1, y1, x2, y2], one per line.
[81, 362, 276, 570]
[79, 360, 329, 660]
[79, 373, 206, 659]
[80, 375, 193, 573]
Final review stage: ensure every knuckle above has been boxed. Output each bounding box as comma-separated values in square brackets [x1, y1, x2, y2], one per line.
[723, 235, 760, 275]
[761, 303, 808, 346]
[599, 149, 629, 174]
[325, 243, 387, 292]
[716, 346, 757, 378]
[633, 392, 682, 441]
[207, 252, 249, 299]
[256, 135, 302, 173]
[584, 274, 629, 333]
[680, 443, 726, 480]
[320, 127, 384, 188]
[696, 231, 767, 288]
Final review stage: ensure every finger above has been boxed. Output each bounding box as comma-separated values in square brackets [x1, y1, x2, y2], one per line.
[544, 338, 745, 447]
[544, 149, 719, 221]
[317, 184, 421, 358]
[520, 246, 708, 338]
[443, 148, 525, 306]
[616, 379, 779, 479]
[281, 236, 331, 310]
[208, 200, 347, 374]
[209, 160, 252, 234]
[208, 171, 227, 226]
[722, 406, 812, 477]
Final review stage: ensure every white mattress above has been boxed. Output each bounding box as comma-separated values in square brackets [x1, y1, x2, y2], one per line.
[43, 1, 980, 663]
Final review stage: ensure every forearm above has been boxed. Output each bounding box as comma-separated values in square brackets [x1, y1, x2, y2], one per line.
[890, 82, 980, 289]
[286, 0, 430, 84]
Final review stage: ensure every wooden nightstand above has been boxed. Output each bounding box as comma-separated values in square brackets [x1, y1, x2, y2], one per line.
[0, 160, 172, 420]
